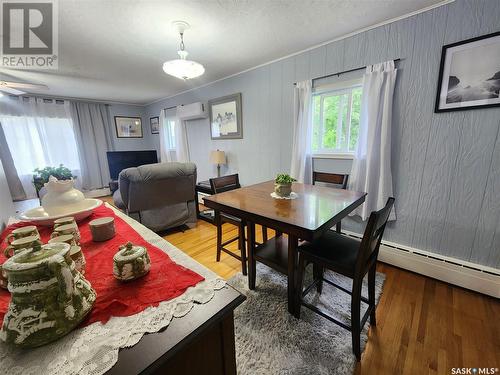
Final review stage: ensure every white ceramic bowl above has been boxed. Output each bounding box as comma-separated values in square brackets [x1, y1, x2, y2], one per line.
[20, 199, 103, 226]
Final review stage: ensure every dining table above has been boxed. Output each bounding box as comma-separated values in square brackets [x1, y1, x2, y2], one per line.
[203, 180, 367, 315]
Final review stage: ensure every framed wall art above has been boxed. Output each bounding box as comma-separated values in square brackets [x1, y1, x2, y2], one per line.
[209, 93, 243, 139]
[114, 116, 143, 138]
[435, 31, 500, 112]
[150, 116, 159, 134]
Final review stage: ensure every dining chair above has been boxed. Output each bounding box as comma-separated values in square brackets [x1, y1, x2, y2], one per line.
[294, 197, 395, 360]
[210, 174, 267, 275]
[312, 172, 349, 233]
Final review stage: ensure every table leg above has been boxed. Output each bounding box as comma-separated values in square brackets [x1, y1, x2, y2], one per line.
[247, 222, 256, 290]
[287, 234, 298, 316]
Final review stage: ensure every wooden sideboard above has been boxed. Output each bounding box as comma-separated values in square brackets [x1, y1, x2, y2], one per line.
[106, 285, 245, 375]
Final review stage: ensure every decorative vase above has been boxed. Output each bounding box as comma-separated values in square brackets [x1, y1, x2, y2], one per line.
[0, 242, 96, 348]
[113, 242, 151, 281]
[41, 176, 84, 209]
[274, 182, 292, 198]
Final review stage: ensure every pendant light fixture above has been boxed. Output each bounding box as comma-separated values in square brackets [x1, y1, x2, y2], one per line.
[163, 21, 205, 80]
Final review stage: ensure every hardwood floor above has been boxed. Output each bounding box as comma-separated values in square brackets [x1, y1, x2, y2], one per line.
[101, 197, 499, 374]
[164, 220, 500, 375]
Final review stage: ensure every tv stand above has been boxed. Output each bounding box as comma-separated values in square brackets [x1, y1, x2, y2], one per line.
[109, 180, 119, 194]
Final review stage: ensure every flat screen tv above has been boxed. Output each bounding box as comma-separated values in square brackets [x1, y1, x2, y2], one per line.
[107, 150, 158, 180]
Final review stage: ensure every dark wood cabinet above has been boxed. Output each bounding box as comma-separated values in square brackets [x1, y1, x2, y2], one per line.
[106, 285, 245, 375]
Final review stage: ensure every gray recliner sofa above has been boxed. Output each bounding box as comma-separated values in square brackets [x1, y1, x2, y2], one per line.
[113, 162, 197, 232]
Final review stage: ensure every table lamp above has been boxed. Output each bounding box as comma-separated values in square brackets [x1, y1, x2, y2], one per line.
[210, 150, 226, 178]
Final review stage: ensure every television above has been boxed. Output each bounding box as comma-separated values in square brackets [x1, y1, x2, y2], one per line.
[106, 150, 158, 180]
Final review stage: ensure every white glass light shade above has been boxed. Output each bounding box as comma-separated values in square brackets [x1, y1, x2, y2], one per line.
[163, 58, 205, 80]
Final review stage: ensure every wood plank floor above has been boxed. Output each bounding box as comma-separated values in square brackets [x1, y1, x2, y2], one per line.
[164, 219, 500, 375]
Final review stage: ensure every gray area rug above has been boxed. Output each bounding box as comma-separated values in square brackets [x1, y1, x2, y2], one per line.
[228, 263, 385, 375]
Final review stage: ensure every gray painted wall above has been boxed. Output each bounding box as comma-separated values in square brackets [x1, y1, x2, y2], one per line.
[144, 0, 500, 269]
[108, 104, 158, 153]
[0, 159, 15, 230]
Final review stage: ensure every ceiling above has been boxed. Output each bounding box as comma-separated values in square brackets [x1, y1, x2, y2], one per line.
[0, 0, 446, 105]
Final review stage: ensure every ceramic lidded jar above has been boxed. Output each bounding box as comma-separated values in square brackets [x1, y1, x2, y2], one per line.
[0, 242, 96, 348]
[113, 242, 151, 281]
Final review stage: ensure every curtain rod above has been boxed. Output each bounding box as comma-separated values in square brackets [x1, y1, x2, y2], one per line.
[293, 58, 401, 86]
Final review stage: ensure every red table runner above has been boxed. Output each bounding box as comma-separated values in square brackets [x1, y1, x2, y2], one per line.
[0, 204, 204, 325]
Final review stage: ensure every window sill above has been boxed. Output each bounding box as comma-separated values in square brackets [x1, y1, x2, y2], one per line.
[312, 153, 354, 160]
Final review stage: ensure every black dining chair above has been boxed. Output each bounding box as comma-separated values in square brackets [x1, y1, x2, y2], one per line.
[294, 197, 395, 360]
[312, 172, 349, 233]
[210, 174, 267, 275]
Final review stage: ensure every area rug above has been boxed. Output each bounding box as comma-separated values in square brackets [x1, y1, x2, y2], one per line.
[228, 263, 385, 375]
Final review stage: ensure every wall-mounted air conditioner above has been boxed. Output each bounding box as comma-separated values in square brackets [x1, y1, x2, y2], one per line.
[176, 102, 208, 120]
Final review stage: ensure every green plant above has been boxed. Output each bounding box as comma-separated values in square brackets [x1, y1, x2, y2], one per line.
[32, 164, 76, 192]
[275, 173, 296, 184]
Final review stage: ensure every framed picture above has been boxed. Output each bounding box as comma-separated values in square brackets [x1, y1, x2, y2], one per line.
[114, 116, 143, 138]
[209, 93, 243, 139]
[150, 116, 159, 134]
[435, 31, 500, 112]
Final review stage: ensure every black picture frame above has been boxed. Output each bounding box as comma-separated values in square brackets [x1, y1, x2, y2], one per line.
[150, 116, 159, 134]
[208, 93, 243, 140]
[435, 31, 500, 113]
[114, 116, 143, 138]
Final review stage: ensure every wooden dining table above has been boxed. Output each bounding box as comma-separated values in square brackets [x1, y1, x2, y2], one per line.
[203, 181, 367, 315]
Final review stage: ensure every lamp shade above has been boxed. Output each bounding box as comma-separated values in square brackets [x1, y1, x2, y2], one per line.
[210, 150, 226, 165]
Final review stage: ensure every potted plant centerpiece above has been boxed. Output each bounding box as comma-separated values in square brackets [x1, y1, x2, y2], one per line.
[33, 165, 77, 201]
[274, 173, 296, 198]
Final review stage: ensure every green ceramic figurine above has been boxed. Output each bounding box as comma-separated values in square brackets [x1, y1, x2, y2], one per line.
[0, 242, 96, 348]
[113, 242, 151, 281]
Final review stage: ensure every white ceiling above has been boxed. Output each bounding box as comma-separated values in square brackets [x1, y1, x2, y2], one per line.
[0, 0, 446, 105]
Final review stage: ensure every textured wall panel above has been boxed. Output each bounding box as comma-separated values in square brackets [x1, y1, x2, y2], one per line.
[343, 33, 368, 71]
[309, 46, 326, 79]
[325, 40, 345, 75]
[470, 120, 500, 267]
[440, 111, 499, 261]
[294, 52, 310, 82]
[411, 112, 464, 253]
[387, 6, 449, 247]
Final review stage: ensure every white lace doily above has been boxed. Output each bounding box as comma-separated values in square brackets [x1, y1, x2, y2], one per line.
[270, 192, 299, 200]
[0, 203, 225, 375]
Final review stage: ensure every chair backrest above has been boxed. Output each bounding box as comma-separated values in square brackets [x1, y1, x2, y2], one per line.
[312, 172, 349, 189]
[119, 162, 197, 212]
[356, 197, 395, 274]
[209, 174, 241, 194]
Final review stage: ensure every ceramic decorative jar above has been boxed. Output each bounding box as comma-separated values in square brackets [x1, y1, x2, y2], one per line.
[0, 242, 96, 348]
[89, 217, 116, 242]
[41, 176, 84, 210]
[113, 242, 151, 281]
[4, 225, 40, 245]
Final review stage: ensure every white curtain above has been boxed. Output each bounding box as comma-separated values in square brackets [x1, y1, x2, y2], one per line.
[159, 108, 190, 163]
[0, 97, 81, 198]
[349, 60, 397, 221]
[69, 102, 113, 190]
[290, 80, 313, 183]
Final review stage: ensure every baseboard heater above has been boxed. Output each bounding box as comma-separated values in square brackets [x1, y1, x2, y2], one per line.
[342, 230, 500, 298]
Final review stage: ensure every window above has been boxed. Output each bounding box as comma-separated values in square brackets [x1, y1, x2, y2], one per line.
[165, 117, 176, 150]
[312, 82, 362, 154]
[0, 99, 81, 198]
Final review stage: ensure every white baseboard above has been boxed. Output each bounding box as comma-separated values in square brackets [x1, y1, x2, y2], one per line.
[342, 230, 500, 298]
